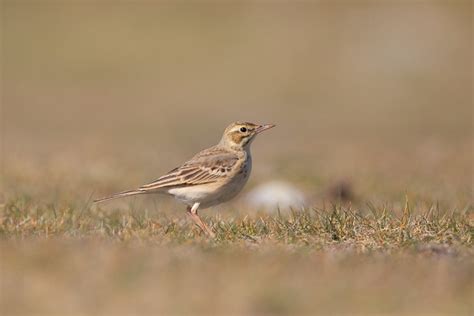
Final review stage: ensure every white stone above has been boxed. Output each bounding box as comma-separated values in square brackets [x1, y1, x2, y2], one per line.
[245, 181, 306, 211]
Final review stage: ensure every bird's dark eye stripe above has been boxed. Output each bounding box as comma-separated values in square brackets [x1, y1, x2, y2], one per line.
[240, 127, 247, 132]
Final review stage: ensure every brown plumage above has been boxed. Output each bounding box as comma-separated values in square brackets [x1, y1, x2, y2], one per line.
[94, 121, 275, 237]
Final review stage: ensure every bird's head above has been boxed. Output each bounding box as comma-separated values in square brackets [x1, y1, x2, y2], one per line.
[219, 121, 275, 150]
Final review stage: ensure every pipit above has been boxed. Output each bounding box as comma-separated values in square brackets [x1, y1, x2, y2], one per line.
[94, 121, 275, 237]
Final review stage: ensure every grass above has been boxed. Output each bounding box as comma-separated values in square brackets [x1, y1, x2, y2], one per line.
[2, 197, 472, 249]
[1, 197, 473, 315]
[1, 2, 472, 315]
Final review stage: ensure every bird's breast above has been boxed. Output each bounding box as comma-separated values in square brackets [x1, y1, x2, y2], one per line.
[215, 154, 252, 201]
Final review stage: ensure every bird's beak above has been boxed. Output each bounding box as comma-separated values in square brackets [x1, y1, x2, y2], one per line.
[255, 124, 276, 134]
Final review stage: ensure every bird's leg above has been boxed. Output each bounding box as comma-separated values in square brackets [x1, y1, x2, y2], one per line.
[186, 203, 215, 238]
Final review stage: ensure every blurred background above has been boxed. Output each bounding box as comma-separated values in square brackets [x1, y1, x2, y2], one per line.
[2, 1, 472, 208]
[1, 2, 473, 315]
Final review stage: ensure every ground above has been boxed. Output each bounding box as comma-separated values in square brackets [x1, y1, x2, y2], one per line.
[1, 1, 473, 315]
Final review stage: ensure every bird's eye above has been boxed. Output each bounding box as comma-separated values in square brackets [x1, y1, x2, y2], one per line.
[240, 127, 247, 133]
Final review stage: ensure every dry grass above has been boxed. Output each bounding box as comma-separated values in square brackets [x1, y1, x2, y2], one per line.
[1, 197, 472, 248]
[1, 1, 473, 315]
[1, 197, 473, 315]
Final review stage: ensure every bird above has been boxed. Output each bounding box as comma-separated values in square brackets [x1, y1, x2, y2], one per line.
[94, 121, 275, 237]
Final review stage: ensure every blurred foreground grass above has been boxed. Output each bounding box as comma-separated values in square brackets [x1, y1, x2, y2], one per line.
[1, 197, 473, 315]
[1, 1, 473, 315]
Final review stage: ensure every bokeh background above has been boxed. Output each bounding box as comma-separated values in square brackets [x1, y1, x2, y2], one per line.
[3, 0, 472, 206]
[1, 1, 473, 315]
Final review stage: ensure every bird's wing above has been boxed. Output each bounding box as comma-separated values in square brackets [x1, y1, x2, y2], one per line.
[138, 147, 239, 192]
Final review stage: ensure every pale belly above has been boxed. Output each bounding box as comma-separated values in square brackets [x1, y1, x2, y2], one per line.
[167, 159, 251, 209]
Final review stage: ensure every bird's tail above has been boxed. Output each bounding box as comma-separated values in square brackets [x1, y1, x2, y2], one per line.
[93, 189, 144, 204]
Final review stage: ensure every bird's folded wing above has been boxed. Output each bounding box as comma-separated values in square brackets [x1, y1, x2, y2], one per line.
[138, 148, 239, 192]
